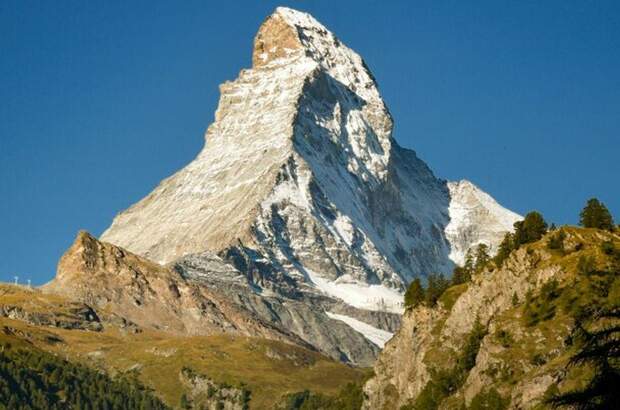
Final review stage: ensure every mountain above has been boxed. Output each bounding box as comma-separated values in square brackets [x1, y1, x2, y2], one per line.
[100, 7, 518, 315]
[0, 283, 365, 409]
[363, 227, 620, 409]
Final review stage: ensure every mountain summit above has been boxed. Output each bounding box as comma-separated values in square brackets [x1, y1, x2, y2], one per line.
[101, 7, 519, 314]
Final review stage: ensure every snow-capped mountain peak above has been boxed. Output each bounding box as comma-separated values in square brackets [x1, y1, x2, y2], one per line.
[101, 7, 519, 315]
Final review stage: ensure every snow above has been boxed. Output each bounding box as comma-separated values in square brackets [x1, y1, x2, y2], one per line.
[445, 180, 522, 265]
[306, 269, 404, 314]
[325, 312, 393, 348]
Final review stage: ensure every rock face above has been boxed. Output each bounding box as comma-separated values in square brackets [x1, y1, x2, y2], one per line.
[44, 231, 305, 344]
[40, 7, 522, 366]
[100, 7, 519, 315]
[46, 231, 387, 366]
[362, 228, 620, 409]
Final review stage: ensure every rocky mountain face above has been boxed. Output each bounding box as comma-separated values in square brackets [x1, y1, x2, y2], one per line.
[44, 7, 519, 366]
[363, 227, 620, 409]
[95, 6, 517, 350]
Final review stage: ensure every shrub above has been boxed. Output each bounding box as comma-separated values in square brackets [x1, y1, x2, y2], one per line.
[523, 280, 562, 327]
[577, 255, 597, 276]
[546, 230, 566, 251]
[469, 388, 509, 410]
[411, 321, 487, 409]
[495, 329, 514, 348]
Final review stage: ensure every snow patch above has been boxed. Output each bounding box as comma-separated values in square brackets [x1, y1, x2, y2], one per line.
[326, 312, 393, 348]
[306, 269, 404, 314]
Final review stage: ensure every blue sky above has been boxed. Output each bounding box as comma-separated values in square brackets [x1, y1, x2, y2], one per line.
[1, 1, 619, 284]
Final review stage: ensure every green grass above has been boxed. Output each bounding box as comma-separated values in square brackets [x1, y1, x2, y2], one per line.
[0, 286, 365, 410]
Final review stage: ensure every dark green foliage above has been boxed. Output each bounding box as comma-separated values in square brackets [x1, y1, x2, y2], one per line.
[547, 230, 567, 252]
[410, 368, 459, 410]
[523, 280, 562, 327]
[493, 233, 514, 267]
[580, 198, 614, 231]
[474, 244, 491, 272]
[279, 381, 364, 410]
[451, 266, 471, 286]
[425, 274, 450, 307]
[495, 329, 514, 348]
[451, 244, 492, 287]
[511, 292, 519, 307]
[513, 211, 548, 247]
[530, 353, 547, 366]
[180, 393, 190, 409]
[405, 278, 425, 309]
[0, 343, 169, 410]
[404, 274, 450, 309]
[411, 320, 487, 409]
[469, 388, 509, 410]
[600, 241, 615, 256]
[577, 255, 597, 276]
[548, 307, 620, 409]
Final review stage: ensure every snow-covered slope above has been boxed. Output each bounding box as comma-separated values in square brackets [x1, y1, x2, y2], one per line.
[445, 180, 522, 265]
[101, 7, 519, 315]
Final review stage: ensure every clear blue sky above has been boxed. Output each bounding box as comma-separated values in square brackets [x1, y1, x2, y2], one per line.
[1, 1, 619, 284]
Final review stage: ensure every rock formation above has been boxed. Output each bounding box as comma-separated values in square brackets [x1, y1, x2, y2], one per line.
[47, 7, 519, 366]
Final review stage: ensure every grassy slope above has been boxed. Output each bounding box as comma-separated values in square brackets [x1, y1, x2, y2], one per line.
[417, 227, 620, 407]
[0, 286, 365, 409]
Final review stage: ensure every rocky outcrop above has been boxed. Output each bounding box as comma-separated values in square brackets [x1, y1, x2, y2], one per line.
[45, 231, 387, 366]
[44, 231, 306, 344]
[0, 285, 102, 332]
[179, 367, 249, 410]
[363, 228, 620, 409]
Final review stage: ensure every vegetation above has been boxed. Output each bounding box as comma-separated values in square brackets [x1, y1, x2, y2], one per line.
[404, 278, 425, 309]
[547, 230, 567, 252]
[404, 274, 450, 309]
[493, 232, 514, 267]
[278, 379, 368, 410]
[469, 388, 509, 410]
[580, 198, 615, 231]
[0, 342, 168, 410]
[494, 211, 549, 268]
[404, 320, 487, 410]
[549, 306, 620, 408]
[547, 238, 620, 408]
[523, 280, 562, 327]
[513, 211, 548, 247]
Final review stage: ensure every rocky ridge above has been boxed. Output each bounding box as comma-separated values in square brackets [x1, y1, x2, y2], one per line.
[363, 227, 620, 409]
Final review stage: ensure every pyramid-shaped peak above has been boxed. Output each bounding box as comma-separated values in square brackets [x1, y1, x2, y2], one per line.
[253, 7, 332, 68]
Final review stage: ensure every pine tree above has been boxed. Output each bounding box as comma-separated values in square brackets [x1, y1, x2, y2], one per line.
[451, 265, 470, 286]
[548, 307, 620, 408]
[580, 198, 614, 231]
[404, 278, 425, 309]
[425, 274, 450, 307]
[493, 232, 514, 267]
[514, 211, 548, 247]
[474, 243, 490, 272]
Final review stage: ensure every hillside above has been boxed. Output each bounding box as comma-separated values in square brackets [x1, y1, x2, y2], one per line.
[0, 284, 365, 409]
[363, 227, 620, 409]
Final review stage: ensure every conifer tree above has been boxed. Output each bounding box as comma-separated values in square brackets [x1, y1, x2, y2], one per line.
[404, 278, 425, 309]
[514, 211, 548, 247]
[493, 232, 514, 267]
[474, 243, 490, 272]
[580, 198, 614, 231]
